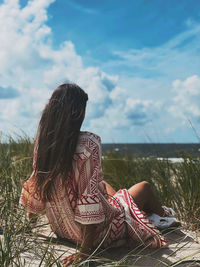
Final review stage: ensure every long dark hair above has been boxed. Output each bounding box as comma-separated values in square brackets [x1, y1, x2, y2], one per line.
[34, 83, 88, 201]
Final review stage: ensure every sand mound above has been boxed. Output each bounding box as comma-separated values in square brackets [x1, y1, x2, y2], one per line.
[2, 216, 199, 266]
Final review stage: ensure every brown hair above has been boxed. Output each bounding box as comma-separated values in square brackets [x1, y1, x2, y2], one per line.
[34, 83, 88, 201]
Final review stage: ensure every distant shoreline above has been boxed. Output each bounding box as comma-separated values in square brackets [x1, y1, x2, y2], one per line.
[102, 143, 200, 158]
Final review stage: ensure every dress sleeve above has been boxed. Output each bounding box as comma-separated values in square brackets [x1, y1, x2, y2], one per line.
[19, 172, 46, 214]
[74, 144, 105, 225]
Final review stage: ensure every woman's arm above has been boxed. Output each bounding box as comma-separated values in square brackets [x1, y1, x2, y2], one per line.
[62, 224, 97, 266]
[80, 224, 96, 254]
[101, 180, 116, 196]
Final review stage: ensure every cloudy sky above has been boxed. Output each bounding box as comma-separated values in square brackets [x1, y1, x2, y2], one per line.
[1, 0, 200, 143]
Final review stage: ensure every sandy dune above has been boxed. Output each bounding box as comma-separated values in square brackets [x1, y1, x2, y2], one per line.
[16, 216, 200, 266]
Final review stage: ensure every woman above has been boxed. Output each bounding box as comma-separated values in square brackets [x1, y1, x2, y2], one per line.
[20, 83, 180, 266]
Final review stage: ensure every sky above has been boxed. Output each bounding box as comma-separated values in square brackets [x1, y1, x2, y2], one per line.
[0, 0, 200, 143]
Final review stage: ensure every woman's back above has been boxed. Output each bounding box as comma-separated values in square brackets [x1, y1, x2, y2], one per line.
[20, 131, 113, 244]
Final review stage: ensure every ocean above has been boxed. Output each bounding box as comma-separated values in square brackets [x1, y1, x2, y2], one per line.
[102, 143, 200, 158]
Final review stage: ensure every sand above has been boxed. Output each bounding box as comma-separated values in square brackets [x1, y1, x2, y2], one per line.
[18, 216, 200, 266]
[1, 216, 199, 266]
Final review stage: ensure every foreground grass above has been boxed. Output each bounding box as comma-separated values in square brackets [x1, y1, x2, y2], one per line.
[0, 136, 199, 266]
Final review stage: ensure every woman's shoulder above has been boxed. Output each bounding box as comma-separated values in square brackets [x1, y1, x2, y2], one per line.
[74, 131, 101, 159]
[79, 131, 101, 145]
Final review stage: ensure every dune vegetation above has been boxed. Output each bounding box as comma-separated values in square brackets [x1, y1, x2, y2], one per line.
[0, 136, 199, 266]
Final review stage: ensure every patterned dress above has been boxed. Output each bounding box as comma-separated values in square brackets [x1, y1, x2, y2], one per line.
[20, 131, 166, 248]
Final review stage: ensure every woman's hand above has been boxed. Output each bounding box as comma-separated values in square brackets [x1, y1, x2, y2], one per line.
[61, 252, 88, 266]
[61, 224, 96, 266]
[28, 212, 38, 223]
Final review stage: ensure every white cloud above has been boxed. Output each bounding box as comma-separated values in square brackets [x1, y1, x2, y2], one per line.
[87, 94, 162, 142]
[169, 75, 200, 119]
[107, 21, 200, 83]
[0, 0, 119, 139]
[65, 0, 98, 14]
[96, 19, 200, 142]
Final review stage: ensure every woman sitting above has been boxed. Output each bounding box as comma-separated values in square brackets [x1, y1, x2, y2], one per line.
[20, 83, 180, 266]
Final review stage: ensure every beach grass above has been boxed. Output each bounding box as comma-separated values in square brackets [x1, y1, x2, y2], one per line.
[102, 151, 200, 228]
[0, 136, 199, 266]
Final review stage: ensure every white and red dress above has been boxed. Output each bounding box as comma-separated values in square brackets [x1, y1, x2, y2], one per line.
[20, 131, 166, 248]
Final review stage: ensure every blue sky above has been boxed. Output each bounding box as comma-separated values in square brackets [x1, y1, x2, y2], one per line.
[0, 0, 200, 143]
[47, 1, 199, 49]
